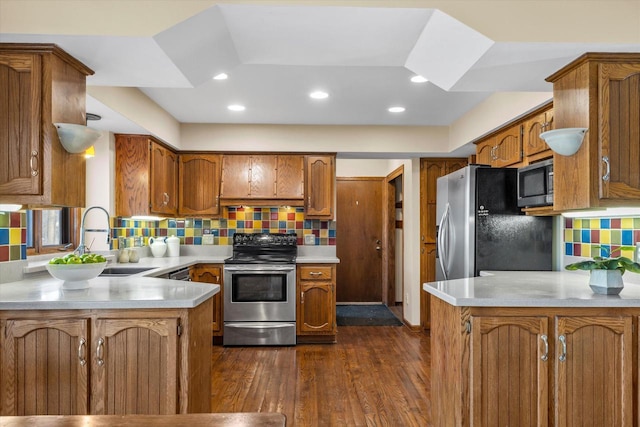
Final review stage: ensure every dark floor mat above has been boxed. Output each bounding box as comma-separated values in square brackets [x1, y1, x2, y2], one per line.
[336, 304, 403, 326]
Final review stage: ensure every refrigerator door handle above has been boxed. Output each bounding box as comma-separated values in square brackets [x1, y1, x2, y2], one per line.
[437, 203, 450, 280]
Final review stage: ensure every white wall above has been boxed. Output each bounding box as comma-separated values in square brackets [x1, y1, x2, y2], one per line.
[84, 131, 115, 252]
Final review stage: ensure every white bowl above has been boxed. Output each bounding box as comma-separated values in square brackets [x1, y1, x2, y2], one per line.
[45, 262, 107, 289]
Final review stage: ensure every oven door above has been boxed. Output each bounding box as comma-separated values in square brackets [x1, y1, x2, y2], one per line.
[223, 264, 296, 322]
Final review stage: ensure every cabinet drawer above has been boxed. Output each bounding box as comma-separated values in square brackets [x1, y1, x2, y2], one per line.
[299, 266, 333, 280]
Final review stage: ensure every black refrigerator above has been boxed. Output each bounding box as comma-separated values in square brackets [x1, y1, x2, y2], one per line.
[435, 165, 552, 280]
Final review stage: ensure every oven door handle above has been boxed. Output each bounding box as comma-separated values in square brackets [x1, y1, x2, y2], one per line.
[224, 265, 295, 272]
[225, 323, 294, 329]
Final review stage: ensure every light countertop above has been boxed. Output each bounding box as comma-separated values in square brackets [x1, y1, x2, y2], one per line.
[423, 271, 640, 308]
[1, 252, 338, 311]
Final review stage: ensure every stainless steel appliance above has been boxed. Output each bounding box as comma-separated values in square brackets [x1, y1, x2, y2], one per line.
[436, 165, 552, 280]
[517, 158, 554, 207]
[223, 233, 297, 346]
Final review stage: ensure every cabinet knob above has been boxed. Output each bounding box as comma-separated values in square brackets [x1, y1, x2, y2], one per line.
[30, 150, 39, 176]
[602, 156, 611, 182]
[540, 334, 549, 362]
[558, 335, 567, 362]
[78, 337, 87, 366]
[96, 337, 105, 366]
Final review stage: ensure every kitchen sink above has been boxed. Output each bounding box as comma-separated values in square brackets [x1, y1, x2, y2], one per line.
[99, 266, 155, 277]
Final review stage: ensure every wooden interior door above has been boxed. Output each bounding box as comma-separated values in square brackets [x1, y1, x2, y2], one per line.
[336, 178, 383, 302]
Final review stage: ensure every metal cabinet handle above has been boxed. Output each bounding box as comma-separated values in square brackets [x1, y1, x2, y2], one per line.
[602, 156, 610, 182]
[540, 334, 549, 362]
[78, 337, 87, 366]
[558, 335, 567, 362]
[30, 150, 39, 176]
[309, 271, 323, 276]
[300, 291, 304, 304]
[162, 192, 170, 206]
[96, 337, 105, 366]
[215, 195, 219, 208]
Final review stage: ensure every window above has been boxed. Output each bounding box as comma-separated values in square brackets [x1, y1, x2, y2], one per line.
[27, 208, 81, 255]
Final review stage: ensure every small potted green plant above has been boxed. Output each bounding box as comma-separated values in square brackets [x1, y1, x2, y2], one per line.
[565, 245, 640, 295]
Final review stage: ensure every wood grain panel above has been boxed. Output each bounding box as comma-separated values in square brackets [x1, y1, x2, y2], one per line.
[115, 135, 150, 217]
[470, 316, 548, 427]
[304, 155, 334, 218]
[0, 54, 41, 196]
[555, 316, 633, 427]
[2, 319, 89, 416]
[189, 264, 223, 335]
[599, 63, 640, 201]
[475, 140, 494, 165]
[92, 318, 179, 415]
[249, 155, 277, 198]
[493, 125, 522, 167]
[275, 155, 303, 199]
[430, 297, 470, 426]
[220, 155, 251, 198]
[150, 144, 178, 216]
[178, 154, 221, 216]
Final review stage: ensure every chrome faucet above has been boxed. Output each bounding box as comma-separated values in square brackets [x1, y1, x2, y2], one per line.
[76, 206, 111, 255]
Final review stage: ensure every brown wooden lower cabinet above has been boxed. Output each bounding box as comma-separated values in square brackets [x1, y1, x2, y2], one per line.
[0, 301, 212, 416]
[431, 298, 635, 426]
[189, 264, 223, 336]
[297, 264, 336, 343]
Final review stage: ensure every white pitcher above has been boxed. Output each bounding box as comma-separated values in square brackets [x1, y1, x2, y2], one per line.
[149, 237, 167, 258]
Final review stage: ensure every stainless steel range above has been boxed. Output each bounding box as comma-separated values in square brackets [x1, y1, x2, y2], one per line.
[223, 232, 297, 346]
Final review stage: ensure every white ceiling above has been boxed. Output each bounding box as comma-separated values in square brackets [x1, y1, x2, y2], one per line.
[2, 3, 640, 134]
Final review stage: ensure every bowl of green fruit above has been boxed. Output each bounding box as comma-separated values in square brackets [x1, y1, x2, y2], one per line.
[46, 253, 108, 289]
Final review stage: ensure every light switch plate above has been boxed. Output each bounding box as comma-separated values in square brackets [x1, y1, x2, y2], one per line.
[304, 234, 316, 245]
[202, 235, 214, 245]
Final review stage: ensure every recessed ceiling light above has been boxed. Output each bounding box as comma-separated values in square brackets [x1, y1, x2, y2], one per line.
[410, 75, 428, 83]
[388, 106, 406, 113]
[309, 91, 329, 99]
[213, 73, 228, 80]
[227, 104, 245, 112]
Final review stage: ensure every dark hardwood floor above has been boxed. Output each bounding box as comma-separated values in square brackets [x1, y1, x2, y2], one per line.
[210, 326, 431, 426]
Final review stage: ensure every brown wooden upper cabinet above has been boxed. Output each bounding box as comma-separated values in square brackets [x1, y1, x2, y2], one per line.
[522, 107, 554, 159]
[0, 43, 93, 207]
[548, 53, 640, 210]
[219, 154, 304, 206]
[476, 125, 523, 168]
[304, 155, 335, 219]
[115, 135, 178, 217]
[474, 101, 554, 171]
[179, 154, 221, 216]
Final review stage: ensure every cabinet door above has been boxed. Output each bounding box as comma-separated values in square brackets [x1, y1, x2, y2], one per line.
[276, 155, 304, 199]
[2, 318, 89, 416]
[150, 143, 178, 216]
[493, 125, 522, 167]
[475, 139, 494, 166]
[298, 282, 335, 334]
[91, 317, 179, 415]
[190, 264, 223, 335]
[249, 155, 277, 198]
[598, 63, 640, 202]
[297, 265, 336, 335]
[523, 110, 552, 157]
[220, 155, 251, 198]
[555, 316, 632, 427]
[115, 135, 151, 217]
[470, 316, 549, 427]
[419, 244, 437, 330]
[305, 155, 335, 219]
[0, 53, 42, 196]
[178, 154, 221, 216]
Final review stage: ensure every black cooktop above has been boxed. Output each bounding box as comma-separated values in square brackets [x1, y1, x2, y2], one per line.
[225, 233, 298, 264]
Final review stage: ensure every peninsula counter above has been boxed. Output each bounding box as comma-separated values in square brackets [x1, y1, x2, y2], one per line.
[423, 271, 640, 426]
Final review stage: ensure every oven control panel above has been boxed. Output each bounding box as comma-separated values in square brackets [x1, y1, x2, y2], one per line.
[233, 233, 297, 246]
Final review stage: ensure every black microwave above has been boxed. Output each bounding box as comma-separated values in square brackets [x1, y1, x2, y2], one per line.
[517, 159, 553, 207]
